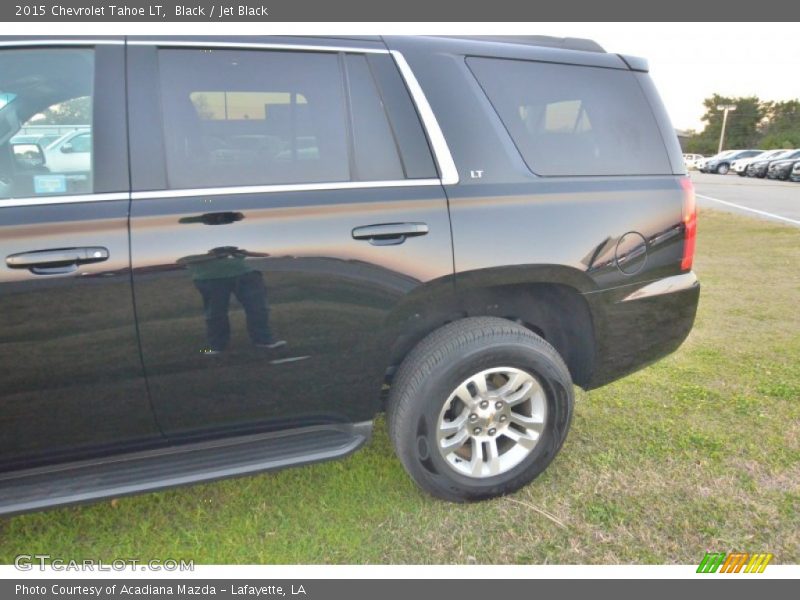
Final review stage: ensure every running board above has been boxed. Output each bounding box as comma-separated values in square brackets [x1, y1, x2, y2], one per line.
[0, 422, 371, 517]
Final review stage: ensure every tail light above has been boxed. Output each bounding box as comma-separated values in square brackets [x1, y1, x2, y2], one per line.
[679, 177, 697, 271]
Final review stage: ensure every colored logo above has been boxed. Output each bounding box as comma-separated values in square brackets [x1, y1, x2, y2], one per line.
[697, 552, 773, 573]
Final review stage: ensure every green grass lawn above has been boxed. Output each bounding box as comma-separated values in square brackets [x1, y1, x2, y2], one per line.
[1, 208, 798, 564]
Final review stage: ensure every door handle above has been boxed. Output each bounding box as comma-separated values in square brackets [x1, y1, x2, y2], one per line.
[351, 223, 429, 246]
[178, 212, 245, 226]
[6, 247, 109, 274]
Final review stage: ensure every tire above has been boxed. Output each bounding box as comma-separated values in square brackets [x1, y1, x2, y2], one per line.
[737, 170, 747, 177]
[387, 317, 574, 502]
[716, 163, 729, 175]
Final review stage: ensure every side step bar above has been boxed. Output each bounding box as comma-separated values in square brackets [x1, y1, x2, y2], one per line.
[0, 422, 371, 517]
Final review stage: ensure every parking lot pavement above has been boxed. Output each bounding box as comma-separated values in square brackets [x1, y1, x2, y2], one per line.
[690, 172, 800, 226]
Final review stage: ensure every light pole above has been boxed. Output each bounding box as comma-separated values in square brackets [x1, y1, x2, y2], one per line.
[716, 104, 737, 154]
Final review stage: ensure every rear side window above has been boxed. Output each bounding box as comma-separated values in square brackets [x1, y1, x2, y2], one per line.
[0, 49, 94, 201]
[157, 49, 350, 189]
[467, 57, 671, 176]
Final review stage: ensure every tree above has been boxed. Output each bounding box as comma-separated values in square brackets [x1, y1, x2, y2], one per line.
[31, 96, 92, 126]
[684, 135, 717, 156]
[759, 100, 800, 149]
[694, 94, 764, 153]
[684, 94, 800, 155]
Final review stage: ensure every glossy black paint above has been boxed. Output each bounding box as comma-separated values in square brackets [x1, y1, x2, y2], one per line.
[0, 202, 162, 470]
[0, 36, 700, 509]
[128, 187, 454, 439]
[124, 41, 454, 441]
[384, 35, 696, 387]
[0, 43, 163, 471]
[585, 279, 699, 387]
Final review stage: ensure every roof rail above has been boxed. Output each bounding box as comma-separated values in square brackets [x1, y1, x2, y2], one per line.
[439, 35, 606, 54]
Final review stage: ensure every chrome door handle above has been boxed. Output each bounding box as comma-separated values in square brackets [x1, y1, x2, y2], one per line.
[351, 223, 429, 246]
[6, 247, 109, 273]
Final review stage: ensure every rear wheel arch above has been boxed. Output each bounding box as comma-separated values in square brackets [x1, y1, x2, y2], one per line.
[382, 269, 597, 391]
[455, 280, 596, 387]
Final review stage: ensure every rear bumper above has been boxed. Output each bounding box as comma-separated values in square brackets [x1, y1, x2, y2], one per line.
[583, 272, 700, 389]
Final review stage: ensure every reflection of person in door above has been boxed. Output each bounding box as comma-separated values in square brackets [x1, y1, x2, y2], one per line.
[177, 247, 286, 355]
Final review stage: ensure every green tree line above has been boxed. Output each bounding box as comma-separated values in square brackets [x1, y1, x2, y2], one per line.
[685, 94, 800, 155]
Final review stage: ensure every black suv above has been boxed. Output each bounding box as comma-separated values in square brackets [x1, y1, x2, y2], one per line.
[766, 150, 800, 180]
[748, 149, 800, 178]
[0, 35, 699, 513]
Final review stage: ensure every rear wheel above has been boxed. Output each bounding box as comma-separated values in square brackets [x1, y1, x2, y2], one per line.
[387, 317, 574, 502]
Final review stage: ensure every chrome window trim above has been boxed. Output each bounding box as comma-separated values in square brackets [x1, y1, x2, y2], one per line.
[390, 50, 460, 185]
[0, 41, 460, 208]
[0, 193, 129, 208]
[0, 180, 444, 208]
[131, 179, 442, 200]
[0, 39, 123, 47]
[128, 41, 459, 185]
[127, 40, 389, 54]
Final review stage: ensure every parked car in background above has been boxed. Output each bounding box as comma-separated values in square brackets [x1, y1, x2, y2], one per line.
[732, 149, 789, 177]
[682, 153, 704, 170]
[697, 150, 733, 173]
[790, 161, 800, 182]
[701, 149, 762, 175]
[747, 149, 800, 178]
[42, 129, 92, 173]
[766, 150, 800, 180]
[10, 132, 61, 148]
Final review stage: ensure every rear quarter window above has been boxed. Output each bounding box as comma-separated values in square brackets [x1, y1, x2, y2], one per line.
[467, 56, 672, 177]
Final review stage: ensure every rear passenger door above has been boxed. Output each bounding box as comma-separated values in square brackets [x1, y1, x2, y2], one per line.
[0, 40, 161, 470]
[127, 40, 455, 440]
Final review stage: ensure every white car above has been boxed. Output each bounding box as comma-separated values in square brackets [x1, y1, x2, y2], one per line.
[682, 153, 705, 170]
[43, 129, 91, 173]
[697, 149, 743, 173]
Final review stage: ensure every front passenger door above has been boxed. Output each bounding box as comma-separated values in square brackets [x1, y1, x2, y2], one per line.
[0, 40, 161, 471]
